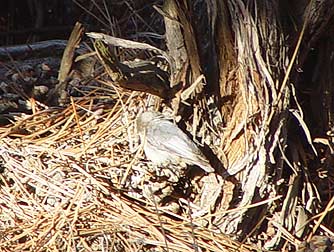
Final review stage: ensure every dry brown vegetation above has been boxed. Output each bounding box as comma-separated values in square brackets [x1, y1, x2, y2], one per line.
[1, 0, 334, 251]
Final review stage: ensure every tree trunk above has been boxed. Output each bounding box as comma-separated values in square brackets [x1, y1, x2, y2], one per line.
[163, 0, 334, 248]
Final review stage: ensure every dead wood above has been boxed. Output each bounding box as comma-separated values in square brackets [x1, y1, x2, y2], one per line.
[0, 40, 68, 62]
[49, 22, 85, 106]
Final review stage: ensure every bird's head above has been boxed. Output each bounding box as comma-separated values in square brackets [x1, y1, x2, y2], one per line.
[136, 111, 163, 134]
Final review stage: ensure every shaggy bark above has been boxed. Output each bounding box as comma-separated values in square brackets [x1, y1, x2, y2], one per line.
[163, 0, 334, 249]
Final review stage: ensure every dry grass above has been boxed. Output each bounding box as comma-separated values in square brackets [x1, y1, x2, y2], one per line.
[0, 84, 255, 251]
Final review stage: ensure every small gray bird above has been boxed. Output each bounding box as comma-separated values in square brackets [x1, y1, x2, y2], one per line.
[136, 111, 214, 173]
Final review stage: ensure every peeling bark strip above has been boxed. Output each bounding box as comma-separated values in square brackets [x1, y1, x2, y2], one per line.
[88, 32, 181, 99]
[161, 0, 205, 96]
[49, 22, 85, 106]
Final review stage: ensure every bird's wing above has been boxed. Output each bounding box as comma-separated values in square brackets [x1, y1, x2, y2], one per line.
[147, 120, 203, 161]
